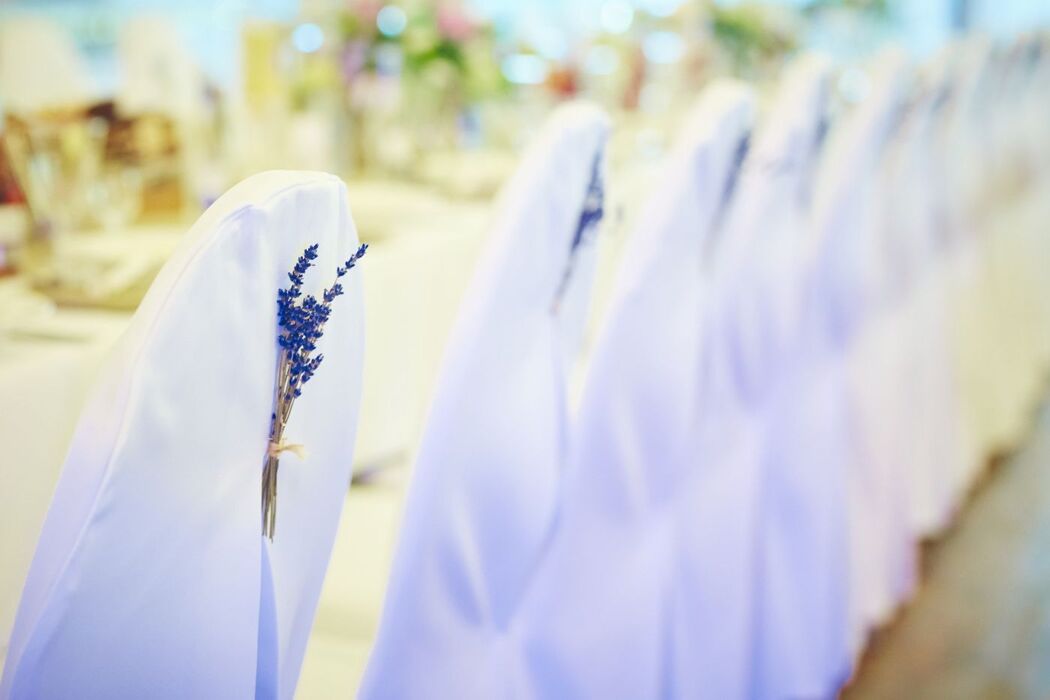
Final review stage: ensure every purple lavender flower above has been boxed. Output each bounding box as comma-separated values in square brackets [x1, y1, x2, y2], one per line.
[263, 241, 368, 539]
[718, 133, 751, 212]
[276, 243, 368, 397]
[570, 153, 605, 254]
[552, 152, 605, 309]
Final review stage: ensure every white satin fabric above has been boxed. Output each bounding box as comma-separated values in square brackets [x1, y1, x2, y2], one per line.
[914, 54, 976, 541]
[360, 103, 609, 699]
[826, 35, 1050, 676]
[936, 38, 995, 499]
[519, 82, 755, 699]
[961, 38, 1050, 455]
[702, 54, 849, 700]
[1, 171, 365, 700]
[807, 48, 914, 655]
[961, 48, 1023, 458]
[356, 42, 1050, 700]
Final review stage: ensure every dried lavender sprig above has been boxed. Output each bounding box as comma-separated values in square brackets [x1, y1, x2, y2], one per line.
[263, 241, 368, 540]
[275, 244, 368, 403]
[569, 155, 605, 253]
[552, 152, 605, 310]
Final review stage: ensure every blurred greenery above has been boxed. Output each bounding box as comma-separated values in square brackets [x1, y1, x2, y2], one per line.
[709, 3, 799, 70]
[803, 0, 892, 20]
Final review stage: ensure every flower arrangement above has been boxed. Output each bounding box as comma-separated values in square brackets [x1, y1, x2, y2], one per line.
[337, 0, 504, 100]
[333, 1, 506, 171]
[262, 242, 368, 540]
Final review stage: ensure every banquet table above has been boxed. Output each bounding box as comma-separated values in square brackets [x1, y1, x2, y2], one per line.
[0, 180, 492, 664]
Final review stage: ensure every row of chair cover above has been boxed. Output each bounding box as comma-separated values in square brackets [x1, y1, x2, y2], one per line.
[3, 32, 1047, 700]
[523, 81, 757, 700]
[365, 35, 1050, 700]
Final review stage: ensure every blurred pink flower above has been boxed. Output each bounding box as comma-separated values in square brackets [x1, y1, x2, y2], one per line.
[349, 0, 381, 23]
[341, 41, 368, 82]
[437, 5, 476, 42]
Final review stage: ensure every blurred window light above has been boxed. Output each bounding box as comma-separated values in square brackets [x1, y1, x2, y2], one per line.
[211, 0, 239, 24]
[376, 6, 408, 37]
[643, 31, 684, 64]
[501, 53, 549, 85]
[585, 44, 620, 75]
[600, 1, 635, 34]
[531, 28, 569, 60]
[292, 23, 324, 53]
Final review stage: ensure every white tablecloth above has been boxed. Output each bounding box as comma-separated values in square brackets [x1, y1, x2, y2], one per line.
[0, 184, 491, 661]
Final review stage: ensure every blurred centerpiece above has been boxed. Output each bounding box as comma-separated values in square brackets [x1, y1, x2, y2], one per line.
[262, 1, 508, 180]
[324, 0, 505, 176]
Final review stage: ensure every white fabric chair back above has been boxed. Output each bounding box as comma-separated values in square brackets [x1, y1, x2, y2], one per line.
[700, 54, 842, 700]
[807, 47, 916, 657]
[519, 81, 755, 700]
[808, 47, 911, 342]
[360, 103, 609, 698]
[709, 53, 834, 402]
[1, 171, 365, 700]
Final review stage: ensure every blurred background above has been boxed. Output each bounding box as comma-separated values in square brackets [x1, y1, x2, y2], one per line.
[2, 0, 1049, 235]
[2, 1, 1049, 697]
[2, 0, 1048, 334]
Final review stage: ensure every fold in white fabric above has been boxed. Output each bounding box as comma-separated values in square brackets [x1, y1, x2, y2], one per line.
[894, 55, 971, 541]
[957, 38, 1050, 459]
[937, 38, 995, 498]
[360, 103, 610, 699]
[520, 81, 755, 700]
[806, 47, 914, 655]
[355, 39, 1049, 700]
[703, 54, 843, 699]
[1, 172, 365, 700]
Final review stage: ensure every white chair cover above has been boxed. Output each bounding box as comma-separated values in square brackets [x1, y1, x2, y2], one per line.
[1, 171, 365, 700]
[938, 38, 995, 495]
[0, 17, 95, 113]
[980, 39, 1050, 430]
[360, 102, 609, 699]
[942, 35, 1050, 506]
[519, 82, 755, 699]
[806, 47, 914, 650]
[1018, 39, 1050, 370]
[926, 48, 990, 510]
[705, 54, 845, 699]
[896, 55, 972, 540]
